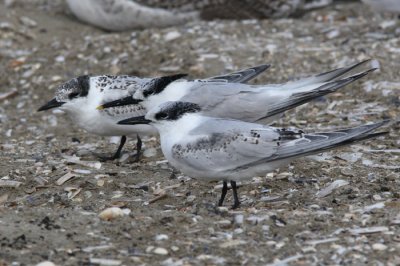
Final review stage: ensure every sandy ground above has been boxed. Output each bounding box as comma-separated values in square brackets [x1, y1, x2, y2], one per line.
[0, 1, 399, 265]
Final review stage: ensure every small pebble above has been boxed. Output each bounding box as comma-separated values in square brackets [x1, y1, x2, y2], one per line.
[155, 234, 169, 241]
[185, 195, 196, 203]
[36, 262, 55, 266]
[215, 219, 231, 228]
[20, 16, 37, 27]
[372, 194, 382, 201]
[234, 214, 244, 225]
[98, 207, 124, 221]
[216, 206, 229, 214]
[171, 246, 179, 252]
[234, 228, 243, 234]
[372, 243, 387, 251]
[153, 247, 169, 255]
[262, 225, 270, 231]
[143, 147, 158, 158]
[164, 31, 181, 41]
[146, 246, 154, 253]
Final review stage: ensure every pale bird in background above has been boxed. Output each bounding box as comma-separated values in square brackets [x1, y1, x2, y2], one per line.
[362, 0, 400, 13]
[66, 0, 333, 31]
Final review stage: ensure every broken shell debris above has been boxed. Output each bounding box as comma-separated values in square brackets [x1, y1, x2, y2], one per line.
[98, 207, 126, 221]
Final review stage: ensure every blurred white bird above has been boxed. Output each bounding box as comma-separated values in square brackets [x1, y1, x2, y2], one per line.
[118, 101, 388, 208]
[66, 0, 333, 31]
[362, 0, 400, 13]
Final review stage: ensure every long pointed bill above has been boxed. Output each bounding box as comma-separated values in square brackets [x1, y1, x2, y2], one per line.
[118, 116, 152, 125]
[97, 96, 143, 110]
[37, 98, 65, 112]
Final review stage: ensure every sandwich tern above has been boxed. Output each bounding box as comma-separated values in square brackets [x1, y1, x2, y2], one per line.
[119, 101, 388, 208]
[100, 60, 377, 125]
[38, 64, 270, 161]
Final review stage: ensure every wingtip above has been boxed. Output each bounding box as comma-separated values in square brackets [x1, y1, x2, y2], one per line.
[351, 58, 380, 72]
[374, 119, 391, 128]
[347, 67, 378, 80]
[256, 64, 271, 71]
[357, 119, 391, 134]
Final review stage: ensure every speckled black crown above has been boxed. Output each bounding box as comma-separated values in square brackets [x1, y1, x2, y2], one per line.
[155, 101, 201, 121]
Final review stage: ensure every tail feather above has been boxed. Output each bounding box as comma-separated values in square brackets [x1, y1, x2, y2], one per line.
[274, 120, 389, 161]
[235, 121, 389, 171]
[281, 59, 376, 89]
[256, 68, 376, 122]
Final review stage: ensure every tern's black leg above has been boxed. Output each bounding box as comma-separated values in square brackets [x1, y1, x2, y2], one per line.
[134, 134, 142, 162]
[114, 135, 127, 159]
[231, 181, 240, 209]
[218, 181, 228, 206]
[96, 135, 127, 161]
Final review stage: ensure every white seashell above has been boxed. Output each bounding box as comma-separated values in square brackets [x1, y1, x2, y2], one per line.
[99, 207, 124, 221]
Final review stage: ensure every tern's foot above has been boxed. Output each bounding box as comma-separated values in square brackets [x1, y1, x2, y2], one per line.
[215, 200, 241, 210]
[93, 135, 127, 162]
[131, 151, 141, 163]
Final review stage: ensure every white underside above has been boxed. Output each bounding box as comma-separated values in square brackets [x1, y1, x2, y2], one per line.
[66, 108, 157, 137]
[156, 115, 289, 182]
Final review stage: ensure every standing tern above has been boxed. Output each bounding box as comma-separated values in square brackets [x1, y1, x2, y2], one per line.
[118, 101, 388, 208]
[100, 60, 377, 124]
[37, 64, 270, 161]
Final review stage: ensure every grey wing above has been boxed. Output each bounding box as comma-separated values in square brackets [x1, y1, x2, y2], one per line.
[184, 62, 376, 123]
[235, 121, 388, 170]
[181, 82, 273, 122]
[171, 120, 387, 174]
[171, 119, 281, 173]
[254, 68, 376, 121]
[281, 59, 375, 89]
[206, 64, 270, 83]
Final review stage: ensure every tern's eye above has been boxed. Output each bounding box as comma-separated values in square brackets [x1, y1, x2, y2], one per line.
[156, 112, 168, 120]
[68, 92, 79, 99]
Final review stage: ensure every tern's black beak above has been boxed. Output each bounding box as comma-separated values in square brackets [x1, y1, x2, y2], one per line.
[118, 116, 152, 125]
[37, 98, 65, 112]
[97, 96, 143, 110]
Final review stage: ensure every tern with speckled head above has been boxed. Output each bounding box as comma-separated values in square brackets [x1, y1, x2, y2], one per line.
[38, 65, 270, 161]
